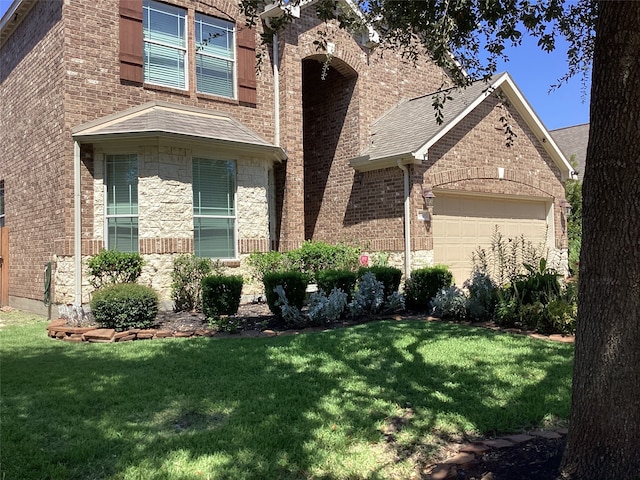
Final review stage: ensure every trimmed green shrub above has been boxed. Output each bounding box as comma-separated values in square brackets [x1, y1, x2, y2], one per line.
[404, 265, 453, 311]
[316, 269, 358, 300]
[246, 251, 287, 282]
[90, 283, 158, 331]
[286, 241, 360, 282]
[87, 249, 144, 289]
[171, 255, 225, 312]
[359, 266, 402, 299]
[201, 275, 244, 318]
[263, 271, 308, 319]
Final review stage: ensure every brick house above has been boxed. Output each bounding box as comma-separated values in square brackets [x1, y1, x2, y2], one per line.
[0, 0, 574, 315]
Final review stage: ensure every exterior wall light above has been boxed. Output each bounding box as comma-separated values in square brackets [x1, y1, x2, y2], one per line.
[560, 198, 572, 217]
[422, 188, 435, 208]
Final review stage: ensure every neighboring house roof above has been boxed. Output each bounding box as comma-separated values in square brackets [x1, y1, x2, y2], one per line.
[550, 123, 589, 182]
[72, 101, 287, 161]
[351, 72, 576, 181]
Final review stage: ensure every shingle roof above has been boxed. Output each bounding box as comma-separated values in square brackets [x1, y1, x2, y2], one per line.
[359, 75, 501, 162]
[72, 101, 285, 160]
[550, 123, 589, 181]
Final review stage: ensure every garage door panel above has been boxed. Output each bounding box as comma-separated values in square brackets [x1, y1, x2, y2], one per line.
[432, 196, 549, 285]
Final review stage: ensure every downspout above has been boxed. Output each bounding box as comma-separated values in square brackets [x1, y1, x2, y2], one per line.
[397, 160, 411, 278]
[73, 141, 82, 306]
[273, 32, 280, 147]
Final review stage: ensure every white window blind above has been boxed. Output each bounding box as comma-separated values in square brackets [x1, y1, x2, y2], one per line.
[106, 154, 139, 252]
[193, 158, 236, 258]
[143, 0, 187, 89]
[195, 14, 235, 98]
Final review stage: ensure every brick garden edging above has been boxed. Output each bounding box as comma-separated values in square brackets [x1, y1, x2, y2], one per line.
[46, 319, 211, 342]
[46, 317, 576, 344]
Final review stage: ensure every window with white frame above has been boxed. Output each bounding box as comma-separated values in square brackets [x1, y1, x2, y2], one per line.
[0, 181, 5, 227]
[105, 155, 139, 252]
[195, 13, 235, 98]
[192, 158, 236, 258]
[143, 0, 187, 89]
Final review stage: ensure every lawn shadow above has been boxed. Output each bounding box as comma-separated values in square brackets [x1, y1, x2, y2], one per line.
[0, 319, 573, 479]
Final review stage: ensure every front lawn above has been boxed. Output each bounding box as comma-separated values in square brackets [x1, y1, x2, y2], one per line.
[0, 311, 573, 479]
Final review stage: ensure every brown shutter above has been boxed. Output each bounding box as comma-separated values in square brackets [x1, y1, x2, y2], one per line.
[236, 25, 257, 105]
[119, 0, 143, 84]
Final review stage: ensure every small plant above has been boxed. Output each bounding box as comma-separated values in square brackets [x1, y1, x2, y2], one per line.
[404, 265, 453, 312]
[208, 315, 243, 334]
[431, 286, 468, 321]
[307, 287, 348, 325]
[90, 283, 158, 331]
[383, 291, 405, 313]
[348, 272, 385, 317]
[87, 249, 144, 289]
[171, 255, 225, 312]
[464, 271, 497, 321]
[263, 271, 308, 319]
[273, 285, 307, 328]
[359, 266, 402, 299]
[201, 274, 244, 318]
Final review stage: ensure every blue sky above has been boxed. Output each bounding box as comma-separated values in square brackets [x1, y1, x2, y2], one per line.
[0, 1, 590, 131]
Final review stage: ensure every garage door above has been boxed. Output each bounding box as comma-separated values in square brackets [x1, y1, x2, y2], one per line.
[432, 194, 549, 285]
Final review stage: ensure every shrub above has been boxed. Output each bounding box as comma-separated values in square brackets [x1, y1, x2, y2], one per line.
[171, 255, 225, 312]
[286, 241, 360, 282]
[263, 271, 308, 319]
[90, 283, 158, 331]
[87, 250, 144, 289]
[359, 266, 402, 299]
[431, 286, 468, 321]
[404, 265, 453, 311]
[464, 271, 497, 321]
[316, 269, 358, 300]
[307, 287, 348, 325]
[201, 275, 244, 318]
[246, 251, 287, 282]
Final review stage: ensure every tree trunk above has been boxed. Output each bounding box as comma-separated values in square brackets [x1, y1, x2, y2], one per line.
[560, 3, 640, 479]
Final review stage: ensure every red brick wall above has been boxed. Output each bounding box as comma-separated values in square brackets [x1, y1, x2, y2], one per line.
[1, 0, 67, 303]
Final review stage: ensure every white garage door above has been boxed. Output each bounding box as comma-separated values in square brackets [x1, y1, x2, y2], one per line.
[432, 194, 550, 285]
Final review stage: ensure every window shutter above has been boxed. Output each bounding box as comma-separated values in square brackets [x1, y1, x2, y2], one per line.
[236, 25, 257, 105]
[119, 0, 143, 84]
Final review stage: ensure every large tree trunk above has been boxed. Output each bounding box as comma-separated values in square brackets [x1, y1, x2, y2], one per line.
[560, 3, 640, 479]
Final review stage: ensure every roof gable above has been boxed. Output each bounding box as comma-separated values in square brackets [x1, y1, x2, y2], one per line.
[352, 72, 575, 181]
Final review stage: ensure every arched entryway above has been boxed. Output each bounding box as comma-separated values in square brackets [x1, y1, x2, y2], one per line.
[301, 55, 358, 240]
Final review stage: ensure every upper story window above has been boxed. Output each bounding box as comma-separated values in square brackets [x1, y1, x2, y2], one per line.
[105, 155, 139, 253]
[143, 0, 187, 90]
[195, 14, 235, 98]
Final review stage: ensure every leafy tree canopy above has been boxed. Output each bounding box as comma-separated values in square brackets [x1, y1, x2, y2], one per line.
[240, 0, 595, 91]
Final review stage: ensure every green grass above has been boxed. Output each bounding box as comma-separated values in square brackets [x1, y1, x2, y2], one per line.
[0, 311, 573, 479]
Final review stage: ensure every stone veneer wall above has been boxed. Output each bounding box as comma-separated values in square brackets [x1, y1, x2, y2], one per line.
[54, 141, 272, 306]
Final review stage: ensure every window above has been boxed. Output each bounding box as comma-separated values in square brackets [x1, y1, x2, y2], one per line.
[0, 181, 4, 227]
[105, 155, 139, 252]
[195, 14, 235, 98]
[193, 158, 236, 258]
[143, 0, 187, 89]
